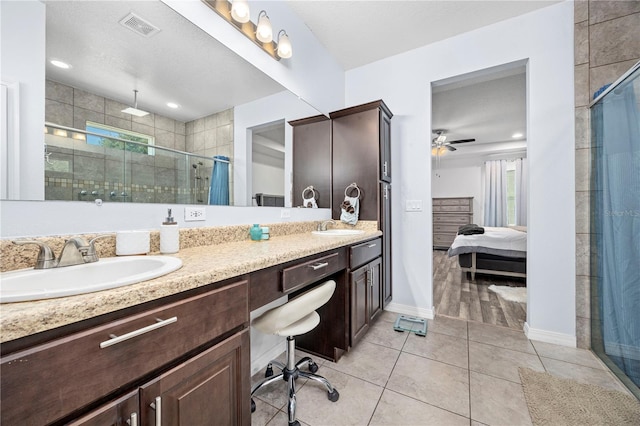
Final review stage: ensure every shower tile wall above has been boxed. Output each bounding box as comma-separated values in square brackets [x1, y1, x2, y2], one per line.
[44, 80, 233, 204]
[573, 1, 640, 348]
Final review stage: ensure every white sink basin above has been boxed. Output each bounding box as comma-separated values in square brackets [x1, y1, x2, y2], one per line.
[312, 229, 365, 236]
[0, 256, 182, 303]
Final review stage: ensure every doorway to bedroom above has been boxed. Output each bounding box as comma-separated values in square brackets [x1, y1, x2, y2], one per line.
[431, 61, 528, 330]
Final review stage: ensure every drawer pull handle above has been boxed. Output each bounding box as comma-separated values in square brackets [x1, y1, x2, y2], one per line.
[367, 243, 377, 248]
[99, 317, 177, 348]
[127, 412, 138, 426]
[150, 396, 162, 425]
[308, 262, 329, 270]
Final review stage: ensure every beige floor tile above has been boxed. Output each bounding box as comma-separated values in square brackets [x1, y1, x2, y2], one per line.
[378, 309, 401, 323]
[531, 340, 605, 369]
[251, 398, 280, 426]
[387, 352, 470, 417]
[362, 317, 409, 350]
[428, 315, 468, 339]
[251, 369, 309, 410]
[470, 371, 532, 426]
[469, 340, 544, 383]
[326, 340, 400, 386]
[468, 321, 536, 354]
[266, 410, 311, 426]
[403, 331, 469, 369]
[541, 356, 630, 392]
[471, 420, 489, 426]
[369, 389, 469, 426]
[294, 366, 384, 426]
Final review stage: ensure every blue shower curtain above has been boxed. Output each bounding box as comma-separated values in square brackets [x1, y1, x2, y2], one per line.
[209, 155, 229, 205]
[592, 64, 640, 388]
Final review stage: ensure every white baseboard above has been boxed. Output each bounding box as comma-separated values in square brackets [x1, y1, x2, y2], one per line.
[251, 341, 285, 376]
[524, 322, 576, 347]
[385, 302, 434, 320]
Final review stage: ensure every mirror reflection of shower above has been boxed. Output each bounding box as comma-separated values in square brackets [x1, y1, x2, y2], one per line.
[192, 161, 209, 204]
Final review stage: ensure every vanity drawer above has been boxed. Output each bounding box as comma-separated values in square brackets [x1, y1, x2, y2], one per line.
[350, 238, 382, 269]
[0, 280, 248, 426]
[282, 251, 346, 293]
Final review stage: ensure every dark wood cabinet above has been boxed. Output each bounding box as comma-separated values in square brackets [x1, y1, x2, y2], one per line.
[67, 390, 139, 426]
[381, 183, 392, 307]
[350, 264, 370, 343]
[290, 115, 331, 208]
[368, 257, 383, 321]
[349, 238, 383, 346]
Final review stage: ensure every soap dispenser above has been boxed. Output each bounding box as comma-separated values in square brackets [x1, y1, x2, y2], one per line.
[160, 208, 179, 254]
[250, 224, 263, 241]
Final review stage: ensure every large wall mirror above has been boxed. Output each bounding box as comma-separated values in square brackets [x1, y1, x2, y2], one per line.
[3, 0, 321, 207]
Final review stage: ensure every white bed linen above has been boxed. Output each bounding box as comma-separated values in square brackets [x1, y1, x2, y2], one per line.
[449, 227, 527, 253]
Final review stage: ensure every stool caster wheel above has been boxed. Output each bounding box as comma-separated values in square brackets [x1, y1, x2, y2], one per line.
[251, 398, 256, 413]
[308, 361, 319, 373]
[289, 421, 300, 426]
[328, 388, 340, 402]
[265, 364, 274, 377]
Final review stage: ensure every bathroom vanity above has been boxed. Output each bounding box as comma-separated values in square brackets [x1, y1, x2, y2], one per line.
[0, 227, 383, 425]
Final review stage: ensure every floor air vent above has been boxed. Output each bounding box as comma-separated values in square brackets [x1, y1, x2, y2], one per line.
[119, 13, 161, 37]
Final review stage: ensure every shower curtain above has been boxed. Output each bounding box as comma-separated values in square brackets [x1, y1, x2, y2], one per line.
[209, 155, 230, 205]
[592, 64, 640, 388]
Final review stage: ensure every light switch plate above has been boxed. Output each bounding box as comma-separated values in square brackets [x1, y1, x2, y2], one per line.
[280, 209, 291, 218]
[405, 200, 423, 212]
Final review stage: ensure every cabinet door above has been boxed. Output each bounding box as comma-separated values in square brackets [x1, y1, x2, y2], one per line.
[381, 183, 393, 307]
[380, 110, 392, 183]
[140, 330, 250, 426]
[66, 390, 139, 426]
[291, 117, 331, 208]
[350, 265, 369, 345]
[368, 257, 383, 321]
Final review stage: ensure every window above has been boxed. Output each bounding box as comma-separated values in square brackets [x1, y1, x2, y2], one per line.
[506, 161, 516, 225]
[85, 122, 155, 155]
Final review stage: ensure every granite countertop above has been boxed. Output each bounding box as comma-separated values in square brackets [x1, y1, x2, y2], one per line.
[0, 229, 381, 343]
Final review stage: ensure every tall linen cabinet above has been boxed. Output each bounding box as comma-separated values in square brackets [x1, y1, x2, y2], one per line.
[291, 100, 393, 309]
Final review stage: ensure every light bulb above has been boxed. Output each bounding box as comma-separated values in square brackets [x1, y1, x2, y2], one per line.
[256, 11, 272, 43]
[230, 0, 250, 23]
[277, 30, 292, 58]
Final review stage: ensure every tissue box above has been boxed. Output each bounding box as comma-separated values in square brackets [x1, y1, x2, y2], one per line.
[116, 230, 150, 255]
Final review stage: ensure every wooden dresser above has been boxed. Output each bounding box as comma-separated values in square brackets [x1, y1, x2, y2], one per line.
[433, 197, 474, 249]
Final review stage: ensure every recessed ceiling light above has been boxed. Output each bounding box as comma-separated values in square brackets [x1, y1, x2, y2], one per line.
[512, 132, 524, 139]
[167, 102, 179, 109]
[50, 60, 71, 69]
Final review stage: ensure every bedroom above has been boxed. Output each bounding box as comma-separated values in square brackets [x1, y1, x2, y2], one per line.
[431, 61, 528, 330]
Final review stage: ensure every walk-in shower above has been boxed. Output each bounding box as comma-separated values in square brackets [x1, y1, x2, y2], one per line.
[590, 61, 640, 398]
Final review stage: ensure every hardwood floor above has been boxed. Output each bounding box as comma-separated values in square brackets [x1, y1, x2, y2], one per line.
[433, 249, 527, 330]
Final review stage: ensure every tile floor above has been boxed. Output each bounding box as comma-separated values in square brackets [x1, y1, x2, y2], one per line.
[251, 311, 632, 426]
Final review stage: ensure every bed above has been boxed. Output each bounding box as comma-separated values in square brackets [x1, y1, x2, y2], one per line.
[447, 226, 527, 281]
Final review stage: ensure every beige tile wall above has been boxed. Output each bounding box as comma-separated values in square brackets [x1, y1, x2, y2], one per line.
[574, 0, 640, 348]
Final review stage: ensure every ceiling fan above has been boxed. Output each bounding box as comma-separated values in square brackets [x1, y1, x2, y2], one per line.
[431, 129, 476, 152]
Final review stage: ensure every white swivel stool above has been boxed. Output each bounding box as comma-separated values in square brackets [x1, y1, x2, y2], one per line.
[250, 280, 340, 426]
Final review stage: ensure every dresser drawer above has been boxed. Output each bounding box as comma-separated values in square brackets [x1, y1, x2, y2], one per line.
[434, 233, 456, 246]
[433, 214, 472, 225]
[433, 224, 460, 234]
[282, 251, 346, 293]
[439, 198, 470, 206]
[1, 280, 248, 425]
[350, 238, 382, 269]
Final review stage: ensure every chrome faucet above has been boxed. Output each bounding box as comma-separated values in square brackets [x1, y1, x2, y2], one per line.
[13, 235, 111, 269]
[317, 220, 336, 232]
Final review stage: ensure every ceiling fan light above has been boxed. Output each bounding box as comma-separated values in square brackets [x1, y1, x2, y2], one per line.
[230, 0, 250, 23]
[256, 10, 273, 43]
[276, 30, 292, 58]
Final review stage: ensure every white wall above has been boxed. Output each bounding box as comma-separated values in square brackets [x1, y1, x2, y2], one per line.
[162, 0, 344, 115]
[432, 165, 484, 225]
[346, 2, 576, 344]
[252, 160, 285, 197]
[0, 1, 45, 201]
[234, 90, 319, 206]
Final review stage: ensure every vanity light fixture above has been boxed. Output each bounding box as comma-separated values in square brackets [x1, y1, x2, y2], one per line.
[276, 30, 292, 59]
[230, 0, 250, 23]
[256, 10, 273, 43]
[202, 1, 292, 60]
[167, 102, 179, 109]
[121, 89, 150, 117]
[512, 132, 524, 138]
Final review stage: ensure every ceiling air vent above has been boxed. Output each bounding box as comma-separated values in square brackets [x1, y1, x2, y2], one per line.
[119, 13, 161, 37]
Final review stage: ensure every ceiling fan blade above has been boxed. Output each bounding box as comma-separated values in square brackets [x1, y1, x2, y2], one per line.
[448, 138, 476, 144]
[446, 145, 457, 151]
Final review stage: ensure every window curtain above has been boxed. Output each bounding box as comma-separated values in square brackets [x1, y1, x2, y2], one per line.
[209, 155, 230, 205]
[514, 158, 528, 226]
[484, 159, 507, 226]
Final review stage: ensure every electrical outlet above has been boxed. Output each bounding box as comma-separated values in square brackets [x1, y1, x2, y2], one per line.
[184, 207, 206, 221]
[280, 209, 291, 218]
[405, 200, 423, 212]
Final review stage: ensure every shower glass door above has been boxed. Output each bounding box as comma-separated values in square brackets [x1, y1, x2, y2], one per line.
[591, 62, 640, 397]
